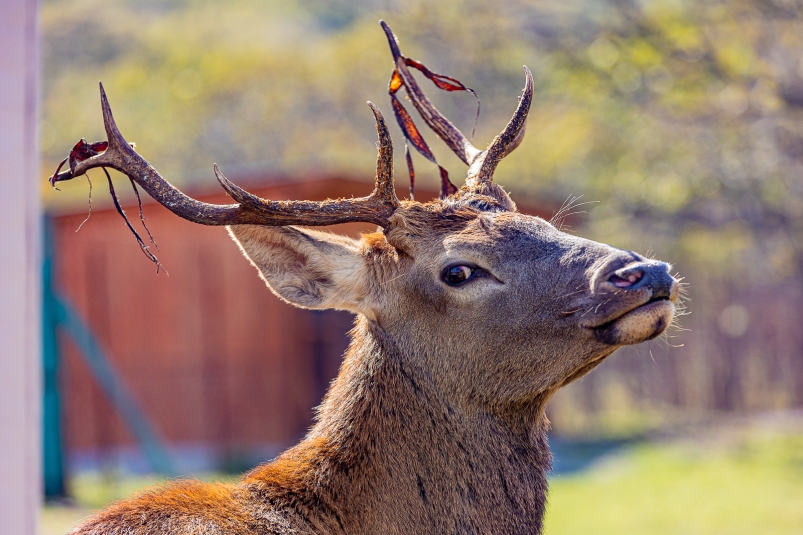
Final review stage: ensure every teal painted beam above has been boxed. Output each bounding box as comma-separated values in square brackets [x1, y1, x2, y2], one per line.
[42, 216, 65, 498]
[54, 297, 175, 476]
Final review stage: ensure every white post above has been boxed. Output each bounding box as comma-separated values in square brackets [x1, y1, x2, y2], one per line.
[0, 0, 41, 533]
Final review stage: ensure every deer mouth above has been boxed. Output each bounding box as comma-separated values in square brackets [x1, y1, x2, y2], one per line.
[589, 295, 675, 346]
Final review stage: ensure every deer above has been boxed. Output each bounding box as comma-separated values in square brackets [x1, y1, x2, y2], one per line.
[51, 21, 680, 535]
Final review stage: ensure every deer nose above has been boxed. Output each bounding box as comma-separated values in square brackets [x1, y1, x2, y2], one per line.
[607, 262, 677, 300]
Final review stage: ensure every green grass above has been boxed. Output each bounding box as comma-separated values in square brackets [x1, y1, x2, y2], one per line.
[42, 432, 803, 535]
[544, 433, 803, 534]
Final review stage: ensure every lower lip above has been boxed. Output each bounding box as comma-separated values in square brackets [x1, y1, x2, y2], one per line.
[591, 298, 675, 345]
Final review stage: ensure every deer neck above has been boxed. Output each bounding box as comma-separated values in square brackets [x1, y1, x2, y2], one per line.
[298, 316, 552, 534]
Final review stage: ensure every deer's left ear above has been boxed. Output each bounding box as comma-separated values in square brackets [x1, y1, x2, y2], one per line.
[228, 225, 373, 315]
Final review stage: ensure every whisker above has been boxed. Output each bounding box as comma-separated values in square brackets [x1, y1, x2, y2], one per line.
[380, 272, 408, 286]
[593, 299, 610, 314]
[551, 198, 599, 230]
[554, 289, 586, 301]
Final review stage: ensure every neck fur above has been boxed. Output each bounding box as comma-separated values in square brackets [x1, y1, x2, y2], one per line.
[244, 317, 552, 535]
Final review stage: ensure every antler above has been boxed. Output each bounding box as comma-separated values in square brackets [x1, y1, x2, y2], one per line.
[50, 83, 399, 229]
[380, 21, 533, 188]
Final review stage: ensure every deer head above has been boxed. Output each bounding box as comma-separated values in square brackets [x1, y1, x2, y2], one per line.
[54, 21, 680, 535]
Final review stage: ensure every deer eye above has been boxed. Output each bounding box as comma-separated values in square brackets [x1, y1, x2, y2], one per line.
[443, 265, 477, 286]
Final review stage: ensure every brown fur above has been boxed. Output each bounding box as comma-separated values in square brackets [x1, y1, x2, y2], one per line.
[75, 480, 252, 534]
[69, 189, 678, 535]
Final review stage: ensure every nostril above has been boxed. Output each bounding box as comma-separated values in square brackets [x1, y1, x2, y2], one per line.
[603, 261, 676, 298]
[609, 270, 644, 288]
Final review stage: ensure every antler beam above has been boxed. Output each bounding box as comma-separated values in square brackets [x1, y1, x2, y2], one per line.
[50, 83, 399, 229]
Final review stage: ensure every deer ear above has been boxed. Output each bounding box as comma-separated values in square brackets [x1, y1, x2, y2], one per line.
[228, 225, 372, 314]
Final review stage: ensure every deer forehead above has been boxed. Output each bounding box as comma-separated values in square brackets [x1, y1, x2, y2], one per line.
[437, 212, 573, 263]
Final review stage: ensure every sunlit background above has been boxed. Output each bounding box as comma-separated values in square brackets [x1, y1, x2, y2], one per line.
[39, 0, 803, 533]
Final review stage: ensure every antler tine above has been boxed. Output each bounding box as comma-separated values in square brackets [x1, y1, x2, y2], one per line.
[212, 102, 398, 225]
[51, 84, 399, 229]
[467, 66, 534, 187]
[367, 101, 397, 203]
[49, 82, 252, 225]
[380, 21, 483, 167]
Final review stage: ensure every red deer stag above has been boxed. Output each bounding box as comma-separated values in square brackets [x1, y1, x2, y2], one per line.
[51, 21, 680, 535]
